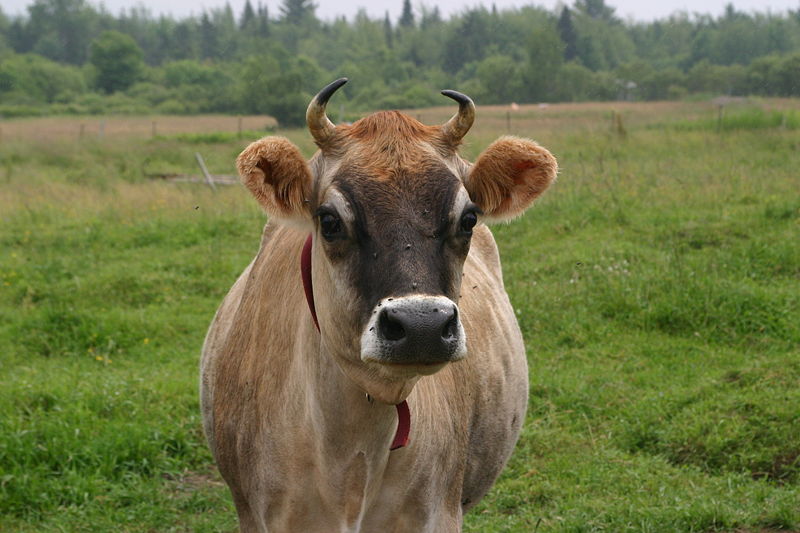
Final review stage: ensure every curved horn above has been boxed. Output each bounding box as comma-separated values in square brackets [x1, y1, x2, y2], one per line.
[307, 78, 348, 146]
[440, 89, 475, 145]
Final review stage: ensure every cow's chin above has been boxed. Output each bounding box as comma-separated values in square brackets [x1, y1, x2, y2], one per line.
[334, 357, 424, 404]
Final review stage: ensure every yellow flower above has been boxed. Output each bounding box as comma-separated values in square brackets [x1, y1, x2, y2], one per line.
[143, 338, 150, 344]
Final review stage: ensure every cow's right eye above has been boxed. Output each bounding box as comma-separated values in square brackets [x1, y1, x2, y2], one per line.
[320, 213, 344, 240]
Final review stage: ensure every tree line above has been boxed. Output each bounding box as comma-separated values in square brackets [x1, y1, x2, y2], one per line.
[1, 0, 799, 125]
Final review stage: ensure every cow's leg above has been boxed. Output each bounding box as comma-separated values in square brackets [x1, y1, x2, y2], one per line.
[231, 491, 264, 533]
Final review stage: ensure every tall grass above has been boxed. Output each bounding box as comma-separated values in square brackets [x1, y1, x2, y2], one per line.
[666, 106, 800, 132]
[1, 100, 799, 531]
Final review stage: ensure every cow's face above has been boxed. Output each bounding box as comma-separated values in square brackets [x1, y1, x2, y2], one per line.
[236, 79, 557, 404]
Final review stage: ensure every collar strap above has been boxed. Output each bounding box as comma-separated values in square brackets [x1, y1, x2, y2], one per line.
[300, 235, 320, 331]
[301, 234, 410, 451]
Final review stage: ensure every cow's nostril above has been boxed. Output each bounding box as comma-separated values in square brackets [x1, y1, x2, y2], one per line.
[378, 308, 406, 341]
[442, 313, 458, 341]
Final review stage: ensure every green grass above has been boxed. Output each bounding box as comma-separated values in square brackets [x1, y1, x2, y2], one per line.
[1, 102, 799, 531]
[665, 107, 800, 132]
[158, 129, 274, 144]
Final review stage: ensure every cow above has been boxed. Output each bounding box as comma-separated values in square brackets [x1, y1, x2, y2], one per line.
[200, 78, 558, 532]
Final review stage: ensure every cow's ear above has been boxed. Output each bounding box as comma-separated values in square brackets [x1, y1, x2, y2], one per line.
[465, 136, 557, 222]
[236, 136, 313, 226]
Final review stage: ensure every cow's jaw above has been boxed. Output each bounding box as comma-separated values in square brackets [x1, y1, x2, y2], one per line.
[360, 295, 467, 373]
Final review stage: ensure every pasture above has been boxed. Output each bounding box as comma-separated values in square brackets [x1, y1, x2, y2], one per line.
[1, 99, 799, 531]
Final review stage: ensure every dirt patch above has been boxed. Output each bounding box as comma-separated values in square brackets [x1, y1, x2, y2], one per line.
[162, 467, 226, 492]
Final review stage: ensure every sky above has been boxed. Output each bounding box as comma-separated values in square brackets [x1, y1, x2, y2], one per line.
[2, 0, 798, 22]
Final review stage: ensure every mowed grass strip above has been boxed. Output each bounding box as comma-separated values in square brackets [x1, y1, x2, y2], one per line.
[1, 101, 798, 532]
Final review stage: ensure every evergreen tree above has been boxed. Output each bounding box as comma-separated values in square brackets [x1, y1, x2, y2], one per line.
[257, 3, 270, 38]
[523, 19, 564, 100]
[420, 6, 442, 29]
[0, 6, 10, 45]
[443, 9, 491, 74]
[384, 11, 393, 49]
[575, 0, 618, 23]
[171, 20, 198, 60]
[280, 0, 316, 25]
[399, 0, 414, 28]
[199, 12, 218, 59]
[26, 0, 98, 64]
[557, 7, 578, 61]
[240, 0, 256, 30]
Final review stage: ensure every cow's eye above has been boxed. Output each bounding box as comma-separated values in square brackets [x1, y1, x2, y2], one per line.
[319, 213, 344, 240]
[460, 211, 478, 234]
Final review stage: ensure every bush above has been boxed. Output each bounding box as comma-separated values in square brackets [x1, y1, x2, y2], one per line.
[0, 53, 86, 104]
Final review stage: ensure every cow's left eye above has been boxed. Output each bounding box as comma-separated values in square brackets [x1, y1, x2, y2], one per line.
[320, 213, 344, 240]
[460, 212, 478, 234]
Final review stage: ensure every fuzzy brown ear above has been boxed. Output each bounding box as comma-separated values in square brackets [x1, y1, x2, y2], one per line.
[236, 136, 313, 225]
[465, 136, 557, 222]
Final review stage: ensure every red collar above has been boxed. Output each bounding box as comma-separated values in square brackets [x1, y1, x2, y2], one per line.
[301, 234, 410, 451]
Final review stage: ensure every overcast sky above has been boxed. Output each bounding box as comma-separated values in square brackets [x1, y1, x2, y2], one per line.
[3, 0, 798, 21]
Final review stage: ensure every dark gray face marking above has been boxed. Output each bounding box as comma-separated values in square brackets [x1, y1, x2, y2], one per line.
[319, 164, 474, 323]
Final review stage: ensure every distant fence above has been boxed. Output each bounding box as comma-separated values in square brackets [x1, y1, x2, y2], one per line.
[0, 115, 277, 143]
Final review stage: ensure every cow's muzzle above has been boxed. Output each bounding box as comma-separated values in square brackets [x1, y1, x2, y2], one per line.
[361, 296, 467, 370]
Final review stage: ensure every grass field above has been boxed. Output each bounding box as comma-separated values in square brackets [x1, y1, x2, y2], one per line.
[1, 99, 799, 532]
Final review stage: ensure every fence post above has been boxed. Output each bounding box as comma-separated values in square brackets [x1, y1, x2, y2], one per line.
[613, 111, 626, 138]
[152, 121, 157, 138]
[506, 111, 511, 133]
[195, 152, 217, 192]
[237, 116, 243, 139]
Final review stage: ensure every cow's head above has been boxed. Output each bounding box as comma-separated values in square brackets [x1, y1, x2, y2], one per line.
[237, 79, 557, 404]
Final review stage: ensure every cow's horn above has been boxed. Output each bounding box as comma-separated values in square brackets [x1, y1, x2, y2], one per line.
[440, 90, 475, 145]
[307, 78, 348, 145]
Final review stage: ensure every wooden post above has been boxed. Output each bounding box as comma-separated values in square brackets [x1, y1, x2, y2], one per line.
[613, 111, 626, 138]
[506, 111, 511, 133]
[195, 152, 217, 192]
[237, 116, 243, 139]
[152, 121, 157, 138]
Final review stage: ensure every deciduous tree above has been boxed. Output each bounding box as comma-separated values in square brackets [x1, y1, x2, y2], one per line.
[89, 30, 144, 93]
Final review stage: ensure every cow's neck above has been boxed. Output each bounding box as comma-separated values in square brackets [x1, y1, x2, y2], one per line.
[301, 234, 410, 452]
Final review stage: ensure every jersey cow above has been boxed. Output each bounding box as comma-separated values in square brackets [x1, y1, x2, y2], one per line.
[200, 78, 558, 532]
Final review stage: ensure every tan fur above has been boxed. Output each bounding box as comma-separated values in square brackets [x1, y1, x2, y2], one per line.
[466, 135, 558, 221]
[202, 109, 557, 532]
